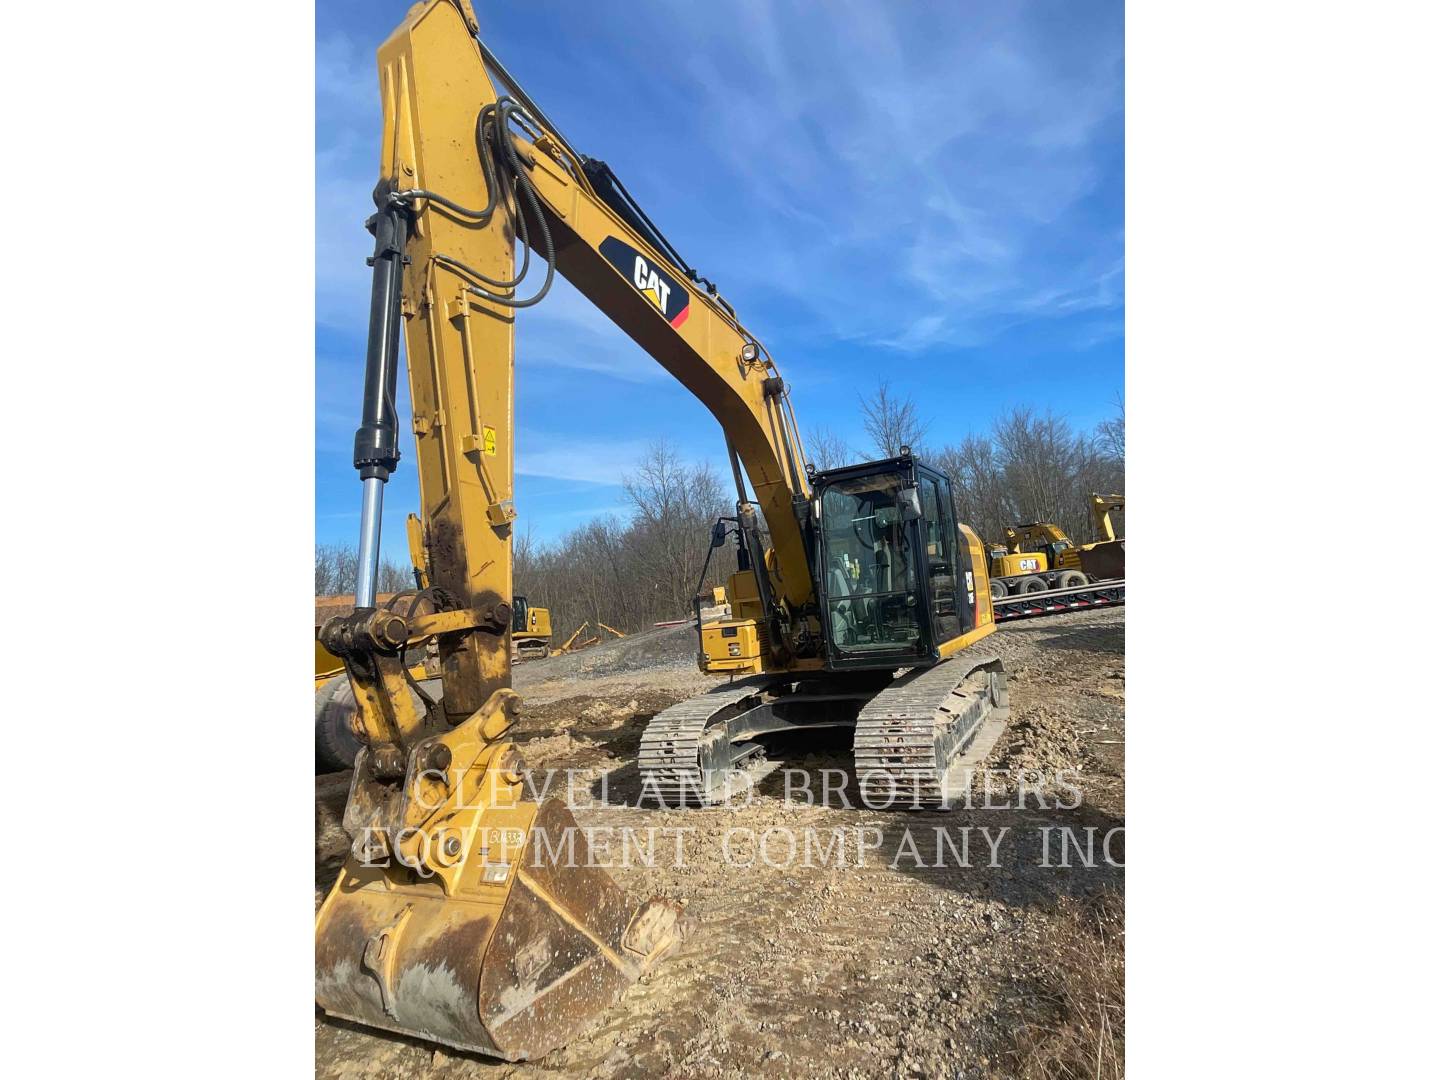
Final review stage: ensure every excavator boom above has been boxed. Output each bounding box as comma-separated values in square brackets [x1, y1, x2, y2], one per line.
[1089, 493, 1125, 542]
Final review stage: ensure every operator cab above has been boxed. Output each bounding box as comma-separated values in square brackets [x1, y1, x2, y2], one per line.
[1016, 523, 1072, 569]
[1042, 536, 1073, 567]
[813, 454, 977, 671]
[511, 595, 530, 635]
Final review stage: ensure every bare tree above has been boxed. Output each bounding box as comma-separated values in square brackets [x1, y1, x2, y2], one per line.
[934, 433, 1013, 545]
[314, 543, 358, 596]
[979, 406, 1125, 545]
[512, 527, 532, 580]
[314, 543, 410, 597]
[623, 439, 732, 619]
[325, 400, 1125, 631]
[805, 425, 851, 471]
[992, 406, 1077, 526]
[316, 545, 339, 596]
[505, 438, 741, 637]
[859, 380, 930, 458]
[1095, 392, 1125, 465]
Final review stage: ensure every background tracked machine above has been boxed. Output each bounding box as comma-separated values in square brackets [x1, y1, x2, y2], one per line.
[315, 0, 1011, 1060]
[985, 493, 1126, 621]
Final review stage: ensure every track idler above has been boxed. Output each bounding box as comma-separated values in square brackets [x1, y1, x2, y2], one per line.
[315, 688, 685, 1060]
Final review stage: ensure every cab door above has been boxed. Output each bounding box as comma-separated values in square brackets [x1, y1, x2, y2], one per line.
[917, 469, 963, 646]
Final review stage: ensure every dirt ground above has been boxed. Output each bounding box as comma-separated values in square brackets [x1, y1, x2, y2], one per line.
[316, 609, 1125, 1078]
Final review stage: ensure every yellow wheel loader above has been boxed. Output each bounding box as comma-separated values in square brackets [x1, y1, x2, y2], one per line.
[316, 0, 1010, 1059]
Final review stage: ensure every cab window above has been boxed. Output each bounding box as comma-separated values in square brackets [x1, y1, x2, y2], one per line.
[819, 474, 922, 653]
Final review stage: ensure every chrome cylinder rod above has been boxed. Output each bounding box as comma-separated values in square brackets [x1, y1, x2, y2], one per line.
[355, 476, 386, 609]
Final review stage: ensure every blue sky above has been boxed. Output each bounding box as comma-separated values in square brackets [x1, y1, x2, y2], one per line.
[317, 0, 1124, 560]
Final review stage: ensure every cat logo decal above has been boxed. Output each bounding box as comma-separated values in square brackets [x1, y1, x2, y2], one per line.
[600, 236, 691, 329]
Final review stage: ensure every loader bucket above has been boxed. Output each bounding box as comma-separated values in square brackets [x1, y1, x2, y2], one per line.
[315, 690, 685, 1060]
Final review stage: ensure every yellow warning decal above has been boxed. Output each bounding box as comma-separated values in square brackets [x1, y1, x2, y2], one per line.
[483, 426, 497, 456]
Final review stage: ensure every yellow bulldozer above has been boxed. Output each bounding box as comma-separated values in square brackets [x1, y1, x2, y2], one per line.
[315, 0, 1010, 1059]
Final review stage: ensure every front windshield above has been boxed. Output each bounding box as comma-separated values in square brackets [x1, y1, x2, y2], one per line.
[820, 474, 922, 652]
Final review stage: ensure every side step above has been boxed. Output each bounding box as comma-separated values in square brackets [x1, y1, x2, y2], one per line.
[852, 656, 1009, 809]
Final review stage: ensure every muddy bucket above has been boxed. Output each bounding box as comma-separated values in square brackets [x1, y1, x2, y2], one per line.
[316, 795, 684, 1060]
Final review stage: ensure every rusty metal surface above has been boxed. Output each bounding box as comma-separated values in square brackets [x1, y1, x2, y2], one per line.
[316, 793, 685, 1061]
[314, 591, 417, 628]
[1079, 539, 1125, 582]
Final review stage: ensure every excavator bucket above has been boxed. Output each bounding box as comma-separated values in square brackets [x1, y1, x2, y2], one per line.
[315, 690, 685, 1060]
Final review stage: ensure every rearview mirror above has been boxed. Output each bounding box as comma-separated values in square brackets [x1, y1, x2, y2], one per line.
[711, 520, 729, 548]
[898, 486, 922, 522]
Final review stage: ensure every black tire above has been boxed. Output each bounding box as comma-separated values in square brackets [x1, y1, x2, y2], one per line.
[1056, 570, 1088, 590]
[1016, 575, 1048, 594]
[989, 578, 1008, 600]
[315, 674, 446, 774]
[315, 674, 362, 774]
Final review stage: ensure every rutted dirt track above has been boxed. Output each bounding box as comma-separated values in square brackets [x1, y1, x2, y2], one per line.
[315, 609, 1125, 1078]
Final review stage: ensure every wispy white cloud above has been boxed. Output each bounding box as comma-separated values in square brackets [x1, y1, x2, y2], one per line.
[517, 431, 650, 485]
[315, 1, 1123, 547]
[317, 4, 1121, 356]
[516, 276, 669, 383]
[516, 432, 727, 488]
[315, 32, 379, 333]
[641, 0, 1123, 351]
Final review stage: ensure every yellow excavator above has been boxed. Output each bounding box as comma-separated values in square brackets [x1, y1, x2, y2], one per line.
[1081, 492, 1125, 581]
[510, 594, 551, 659]
[988, 523, 1088, 597]
[987, 493, 1125, 598]
[316, 0, 1009, 1060]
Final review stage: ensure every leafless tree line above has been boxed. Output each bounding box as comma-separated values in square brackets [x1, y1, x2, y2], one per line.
[932, 405, 1125, 548]
[315, 543, 413, 598]
[312, 440, 735, 642]
[316, 387, 1123, 637]
[811, 382, 1125, 547]
[513, 439, 739, 637]
[514, 388, 1122, 638]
